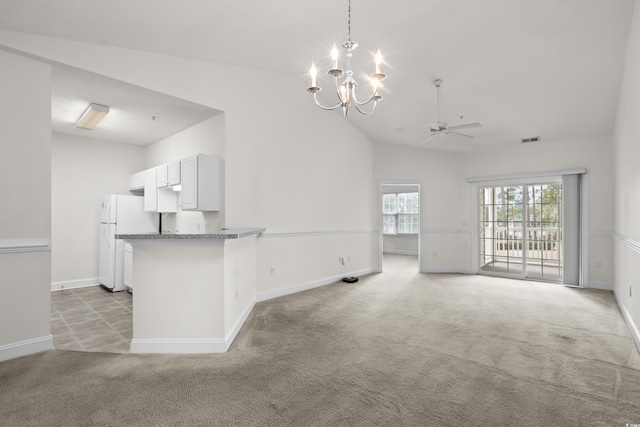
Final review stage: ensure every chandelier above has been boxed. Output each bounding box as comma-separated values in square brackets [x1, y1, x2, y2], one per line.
[307, 0, 386, 117]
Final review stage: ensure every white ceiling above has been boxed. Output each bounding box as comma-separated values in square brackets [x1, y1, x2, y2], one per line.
[0, 0, 635, 151]
[51, 65, 220, 145]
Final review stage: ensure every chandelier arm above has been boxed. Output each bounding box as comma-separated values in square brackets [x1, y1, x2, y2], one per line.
[353, 100, 378, 115]
[312, 92, 342, 111]
[352, 91, 379, 106]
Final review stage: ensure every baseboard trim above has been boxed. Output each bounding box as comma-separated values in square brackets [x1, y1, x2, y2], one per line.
[421, 267, 473, 274]
[613, 291, 640, 354]
[585, 281, 614, 291]
[224, 298, 256, 349]
[130, 338, 227, 354]
[51, 278, 98, 292]
[257, 268, 375, 302]
[0, 335, 53, 362]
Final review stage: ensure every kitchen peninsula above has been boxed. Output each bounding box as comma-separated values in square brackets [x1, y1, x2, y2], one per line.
[117, 228, 265, 354]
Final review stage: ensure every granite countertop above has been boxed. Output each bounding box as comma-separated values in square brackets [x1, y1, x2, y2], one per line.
[116, 228, 265, 240]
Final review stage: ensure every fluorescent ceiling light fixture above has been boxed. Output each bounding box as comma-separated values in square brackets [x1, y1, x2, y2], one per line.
[75, 103, 109, 130]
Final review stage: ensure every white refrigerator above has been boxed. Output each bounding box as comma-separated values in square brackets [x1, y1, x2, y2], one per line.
[99, 195, 158, 292]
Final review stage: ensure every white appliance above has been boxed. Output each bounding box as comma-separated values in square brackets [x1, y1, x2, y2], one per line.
[99, 195, 158, 291]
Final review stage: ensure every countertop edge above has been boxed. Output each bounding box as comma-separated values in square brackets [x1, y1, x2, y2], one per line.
[116, 228, 266, 240]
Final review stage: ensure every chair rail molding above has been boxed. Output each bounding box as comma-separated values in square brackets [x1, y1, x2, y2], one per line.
[0, 238, 51, 254]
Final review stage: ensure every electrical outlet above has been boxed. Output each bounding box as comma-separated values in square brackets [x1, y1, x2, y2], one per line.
[595, 261, 602, 269]
[270, 266, 276, 275]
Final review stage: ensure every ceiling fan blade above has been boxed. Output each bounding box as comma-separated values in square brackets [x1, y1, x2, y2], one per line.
[420, 133, 437, 144]
[447, 122, 482, 131]
[449, 131, 474, 138]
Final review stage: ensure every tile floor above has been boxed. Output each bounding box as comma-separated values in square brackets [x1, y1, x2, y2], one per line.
[51, 285, 132, 353]
[51, 255, 414, 354]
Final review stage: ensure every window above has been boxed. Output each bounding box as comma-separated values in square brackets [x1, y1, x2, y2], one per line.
[383, 192, 419, 234]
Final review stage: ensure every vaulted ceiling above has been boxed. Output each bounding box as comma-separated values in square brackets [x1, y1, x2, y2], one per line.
[0, 0, 635, 151]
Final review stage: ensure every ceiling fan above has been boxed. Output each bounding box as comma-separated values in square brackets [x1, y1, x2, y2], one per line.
[421, 79, 481, 144]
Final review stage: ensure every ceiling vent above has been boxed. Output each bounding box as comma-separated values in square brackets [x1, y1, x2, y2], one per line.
[521, 136, 541, 144]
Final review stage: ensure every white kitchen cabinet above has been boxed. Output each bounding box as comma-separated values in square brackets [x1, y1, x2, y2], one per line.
[129, 171, 144, 191]
[123, 242, 133, 291]
[143, 168, 157, 211]
[180, 154, 220, 211]
[156, 164, 169, 188]
[144, 168, 177, 212]
[168, 161, 181, 186]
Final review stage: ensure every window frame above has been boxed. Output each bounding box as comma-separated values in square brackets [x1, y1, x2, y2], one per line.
[383, 192, 419, 235]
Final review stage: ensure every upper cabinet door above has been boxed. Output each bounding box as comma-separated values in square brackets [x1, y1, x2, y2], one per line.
[180, 154, 220, 211]
[168, 161, 181, 186]
[181, 156, 198, 210]
[143, 168, 158, 212]
[156, 164, 169, 188]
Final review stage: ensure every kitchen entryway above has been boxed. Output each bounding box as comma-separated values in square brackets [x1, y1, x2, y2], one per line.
[51, 286, 132, 353]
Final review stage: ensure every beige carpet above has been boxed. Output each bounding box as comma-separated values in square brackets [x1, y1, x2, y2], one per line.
[1, 270, 639, 426]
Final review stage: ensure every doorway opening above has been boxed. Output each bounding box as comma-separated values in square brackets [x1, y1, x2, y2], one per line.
[478, 182, 563, 282]
[380, 183, 421, 272]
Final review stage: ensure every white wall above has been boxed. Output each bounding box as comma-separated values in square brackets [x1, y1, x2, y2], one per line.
[373, 142, 468, 272]
[613, 0, 640, 348]
[372, 133, 615, 281]
[51, 133, 147, 286]
[145, 114, 225, 234]
[0, 31, 378, 302]
[462, 135, 615, 288]
[0, 49, 52, 360]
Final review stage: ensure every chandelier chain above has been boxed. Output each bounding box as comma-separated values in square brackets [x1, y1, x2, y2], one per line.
[347, 0, 352, 42]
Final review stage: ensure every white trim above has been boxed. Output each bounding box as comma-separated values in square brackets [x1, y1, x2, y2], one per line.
[257, 267, 375, 302]
[422, 267, 473, 274]
[467, 168, 587, 183]
[130, 338, 227, 354]
[262, 228, 374, 238]
[0, 335, 53, 362]
[0, 238, 51, 254]
[224, 298, 256, 348]
[383, 249, 418, 256]
[613, 291, 640, 354]
[612, 232, 640, 254]
[423, 227, 472, 234]
[585, 281, 613, 291]
[51, 278, 98, 292]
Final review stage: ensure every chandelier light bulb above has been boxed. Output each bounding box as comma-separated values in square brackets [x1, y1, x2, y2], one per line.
[331, 45, 339, 69]
[375, 50, 382, 74]
[310, 63, 317, 88]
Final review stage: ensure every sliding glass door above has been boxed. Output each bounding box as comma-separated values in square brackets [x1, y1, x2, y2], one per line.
[479, 183, 562, 282]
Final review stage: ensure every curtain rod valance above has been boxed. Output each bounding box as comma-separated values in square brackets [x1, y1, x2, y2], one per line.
[467, 168, 587, 183]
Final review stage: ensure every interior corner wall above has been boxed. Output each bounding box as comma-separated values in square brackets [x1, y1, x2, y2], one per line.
[0, 49, 52, 358]
[461, 135, 615, 288]
[0, 32, 377, 301]
[372, 142, 469, 272]
[145, 114, 226, 234]
[51, 133, 147, 286]
[613, 0, 640, 348]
